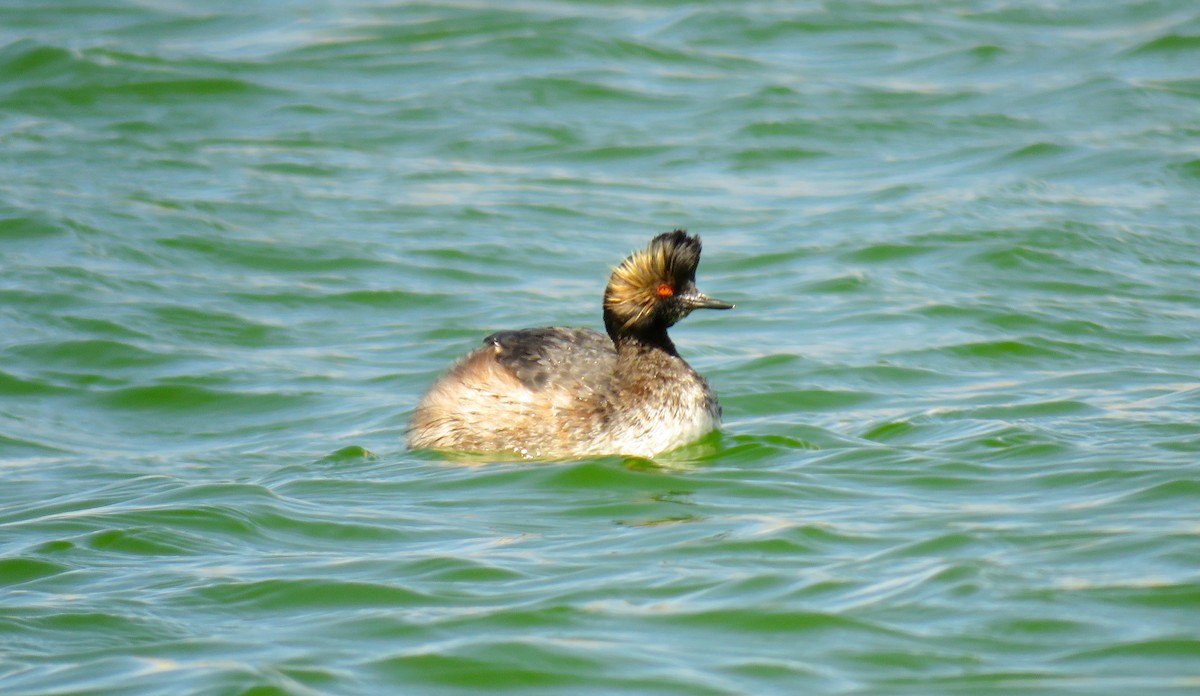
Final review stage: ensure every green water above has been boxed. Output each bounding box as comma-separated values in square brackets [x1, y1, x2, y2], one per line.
[3, 1, 1199, 694]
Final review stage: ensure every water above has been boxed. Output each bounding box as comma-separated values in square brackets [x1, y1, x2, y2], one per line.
[3, 1, 1199, 693]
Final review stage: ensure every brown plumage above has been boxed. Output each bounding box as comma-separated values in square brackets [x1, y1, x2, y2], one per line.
[407, 230, 733, 459]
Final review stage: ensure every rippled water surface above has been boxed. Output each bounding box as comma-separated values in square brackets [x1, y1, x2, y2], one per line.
[3, 1, 1200, 694]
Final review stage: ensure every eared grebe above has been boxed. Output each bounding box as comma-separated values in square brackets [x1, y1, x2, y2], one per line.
[407, 230, 733, 459]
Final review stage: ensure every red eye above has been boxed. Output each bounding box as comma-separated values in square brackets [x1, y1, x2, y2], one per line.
[656, 283, 674, 297]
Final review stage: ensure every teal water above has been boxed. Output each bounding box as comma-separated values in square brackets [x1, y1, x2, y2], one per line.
[3, 1, 1200, 694]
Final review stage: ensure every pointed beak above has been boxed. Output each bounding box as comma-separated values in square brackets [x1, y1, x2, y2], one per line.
[683, 290, 735, 310]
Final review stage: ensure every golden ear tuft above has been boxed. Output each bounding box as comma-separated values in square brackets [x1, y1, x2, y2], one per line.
[603, 230, 704, 329]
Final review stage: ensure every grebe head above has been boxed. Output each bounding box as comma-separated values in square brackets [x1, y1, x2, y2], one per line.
[603, 230, 733, 339]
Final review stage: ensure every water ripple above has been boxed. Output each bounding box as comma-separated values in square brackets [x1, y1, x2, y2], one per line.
[2, 0, 1200, 694]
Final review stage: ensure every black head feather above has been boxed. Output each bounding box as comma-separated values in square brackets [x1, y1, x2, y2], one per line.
[603, 230, 727, 339]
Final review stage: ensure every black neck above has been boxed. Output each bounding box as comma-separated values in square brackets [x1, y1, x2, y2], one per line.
[604, 310, 678, 356]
